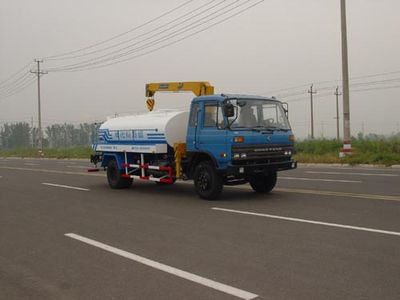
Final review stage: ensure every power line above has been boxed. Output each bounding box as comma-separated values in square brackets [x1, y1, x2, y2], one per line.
[315, 76, 400, 92]
[351, 84, 400, 93]
[41, 0, 197, 60]
[348, 77, 400, 88]
[48, 0, 263, 72]
[48, 0, 257, 72]
[45, 0, 220, 62]
[0, 72, 32, 95]
[0, 76, 37, 100]
[274, 84, 400, 105]
[47, 0, 233, 70]
[275, 75, 400, 100]
[0, 73, 36, 97]
[0, 61, 33, 88]
[0, 0, 262, 99]
[263, 70, 400, 96]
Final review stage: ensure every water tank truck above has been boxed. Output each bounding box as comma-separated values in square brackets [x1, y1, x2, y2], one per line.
[90, 81, 297, 200]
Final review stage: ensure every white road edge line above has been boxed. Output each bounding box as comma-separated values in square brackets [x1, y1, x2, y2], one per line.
[65, 233, 258, 300]
[280, 176, 361, 183]
[42, 182, 90, 191]
[305, 171, 399, 177]
[212, 208, 400, 237]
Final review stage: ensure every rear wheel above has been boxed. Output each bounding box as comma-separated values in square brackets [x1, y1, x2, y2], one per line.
[107, 159, 132, 189]
[249, 171, 277, 193]
[194, 161, 223, 200]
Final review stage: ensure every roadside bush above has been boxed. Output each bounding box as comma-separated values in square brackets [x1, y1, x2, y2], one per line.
[295, 137, 400, 166]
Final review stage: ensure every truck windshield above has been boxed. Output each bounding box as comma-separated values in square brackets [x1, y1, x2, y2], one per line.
[227, 99, 291, 131]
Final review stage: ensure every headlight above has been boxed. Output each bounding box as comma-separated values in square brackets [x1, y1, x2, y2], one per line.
[240, 153, 247, 158]
[284, 150, 292, 156]
[233, 153, 240, 159]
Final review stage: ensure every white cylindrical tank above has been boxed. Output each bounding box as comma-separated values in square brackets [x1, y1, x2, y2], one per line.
[99, 110, 189, 147]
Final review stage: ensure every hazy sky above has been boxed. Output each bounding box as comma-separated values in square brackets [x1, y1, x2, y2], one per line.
[1, 0, 399, 138]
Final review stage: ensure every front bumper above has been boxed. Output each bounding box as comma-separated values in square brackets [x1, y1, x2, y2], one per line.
[226, 159, 297, 176]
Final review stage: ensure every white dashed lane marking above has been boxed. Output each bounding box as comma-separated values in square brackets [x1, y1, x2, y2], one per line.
[42, 182, 90, 191]
[280, 176, 361, 183]
[65, 233, 258, 300]
[66, 165, 90, 169]
[24, 163, 39, 166]
[212, 207, 400, 237]
[305, 171, 399, 177]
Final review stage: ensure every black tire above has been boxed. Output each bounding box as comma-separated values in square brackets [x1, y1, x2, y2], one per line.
[107, 159, 132, 189]
[249, 171, 277, 193]
[194, 161, 223, 200]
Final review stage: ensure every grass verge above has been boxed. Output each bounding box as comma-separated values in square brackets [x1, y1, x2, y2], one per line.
[294, 139, 400, 166]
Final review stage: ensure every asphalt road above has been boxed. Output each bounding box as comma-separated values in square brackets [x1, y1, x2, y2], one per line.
[0, 158, 399, 300]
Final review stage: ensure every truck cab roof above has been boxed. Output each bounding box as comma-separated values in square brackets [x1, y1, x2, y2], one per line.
[192, 94, 279, 103]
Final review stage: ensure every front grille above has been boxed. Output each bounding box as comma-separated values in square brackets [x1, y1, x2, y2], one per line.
[232, 144, 294, 165]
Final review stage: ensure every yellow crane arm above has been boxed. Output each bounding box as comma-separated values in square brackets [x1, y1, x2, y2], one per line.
[146, 82, 214, 98]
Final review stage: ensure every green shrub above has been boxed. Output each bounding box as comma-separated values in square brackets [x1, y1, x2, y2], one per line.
[295, 138, 400, 166]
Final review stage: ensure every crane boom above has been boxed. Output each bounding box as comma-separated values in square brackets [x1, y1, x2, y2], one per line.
[146, 81, 214, 98]
[145, 82, 214, 111]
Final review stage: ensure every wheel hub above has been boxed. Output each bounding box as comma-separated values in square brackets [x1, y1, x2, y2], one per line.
[198, 171, 210, 191]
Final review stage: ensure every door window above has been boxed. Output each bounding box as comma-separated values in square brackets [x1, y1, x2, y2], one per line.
[204, 104, 218, 127]
[204, 103, 224, 128]
[189, 103, 200, 127]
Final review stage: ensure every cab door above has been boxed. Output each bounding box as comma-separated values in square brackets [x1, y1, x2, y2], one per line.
[196, 102, 228, 168]
[186, 103, 200, 152]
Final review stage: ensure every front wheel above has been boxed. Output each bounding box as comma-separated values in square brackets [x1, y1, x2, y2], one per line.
[194, 161, 223, 200]
[249, 171, 277, 193]
[107, 159, 132, 189]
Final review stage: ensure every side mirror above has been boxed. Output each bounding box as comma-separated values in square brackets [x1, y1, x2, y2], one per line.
[282, 102, 289, 117]
[223, 103, 235, 118]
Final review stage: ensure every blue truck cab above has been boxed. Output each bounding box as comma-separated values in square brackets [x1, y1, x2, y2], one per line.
[183, 94, 296, 199]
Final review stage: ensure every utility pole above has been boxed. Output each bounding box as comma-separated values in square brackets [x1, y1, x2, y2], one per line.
[31, 116, 34, 148]
[334, 86, 342, 140]
[308, 84, 317, 139]
[30, 59, 47, 151]
[320, 121, 325, 138]
[340, 0, 351, 156]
